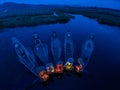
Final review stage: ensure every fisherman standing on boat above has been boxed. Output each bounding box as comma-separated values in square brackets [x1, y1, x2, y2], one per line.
[12, 37, 26, 57]
[33, 32, 40, 45]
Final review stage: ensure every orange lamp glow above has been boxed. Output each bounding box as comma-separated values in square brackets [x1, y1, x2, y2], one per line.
[55, 64, 64, 73]
[39, 70, 49, 81]
[47, 66, 55, 74]
[65, 62, 74, 71]
[75, 64, 83, 73]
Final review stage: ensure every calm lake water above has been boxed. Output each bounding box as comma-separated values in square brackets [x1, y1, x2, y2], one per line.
[0, 15, 120, 90]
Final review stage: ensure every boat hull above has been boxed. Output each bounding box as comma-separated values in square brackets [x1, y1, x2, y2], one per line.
[81, 39, 94, 68]
[33, 39, 48, 64]
[64, 32, 74, 61]
[12, 37, 49, 81]
[51, 32, 62, 63]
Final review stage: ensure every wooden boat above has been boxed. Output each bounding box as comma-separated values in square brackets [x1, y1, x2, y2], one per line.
[75, 34, 94, 73]
[64, 31, 74, 62]
[33, 32, 48, 64]
[81, 34, 94, 68]
[51, 31, 62, 63]
[12, 37, 49, 82]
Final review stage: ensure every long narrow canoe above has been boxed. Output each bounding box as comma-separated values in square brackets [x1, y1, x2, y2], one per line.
[81, 34, 94, 68]
[51, 31, 62, 63]
[33, 32, 48, 64]
[12, 37, 37, 71]
[64, 31, 74, 62]
[12, 37, 49, 82]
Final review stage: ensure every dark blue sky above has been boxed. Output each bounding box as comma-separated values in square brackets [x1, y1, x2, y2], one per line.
[0, 0, 120, 9]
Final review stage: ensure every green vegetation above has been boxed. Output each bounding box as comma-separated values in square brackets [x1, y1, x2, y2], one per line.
[80, 11, 120, 27]
[58, 7, 120, 27]
[0, 14, 74, 29]
[0, 3, 120, 29]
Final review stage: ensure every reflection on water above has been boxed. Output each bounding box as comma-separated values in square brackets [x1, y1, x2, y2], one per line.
[0, 15, 120, 89]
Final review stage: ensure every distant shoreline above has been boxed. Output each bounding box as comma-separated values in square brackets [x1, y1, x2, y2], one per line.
[0, 14, 75, 29]
[0, 3, 120, 29]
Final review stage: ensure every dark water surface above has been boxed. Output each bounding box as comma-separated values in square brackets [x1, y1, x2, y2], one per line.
[0, 15, 120, 90]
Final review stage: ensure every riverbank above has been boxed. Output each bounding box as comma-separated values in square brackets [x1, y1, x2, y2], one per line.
[0, 3, 120, 29]
[0, 14, 74, 29]
[61, 7, 120, 27]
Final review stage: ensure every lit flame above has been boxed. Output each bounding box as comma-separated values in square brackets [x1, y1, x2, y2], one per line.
[75, 64, 83, 73]
[55, 64, 64, 73]
[64, 62, 73, 71]
[39, 70, 49, 81]
[47, 66, 55, 74]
